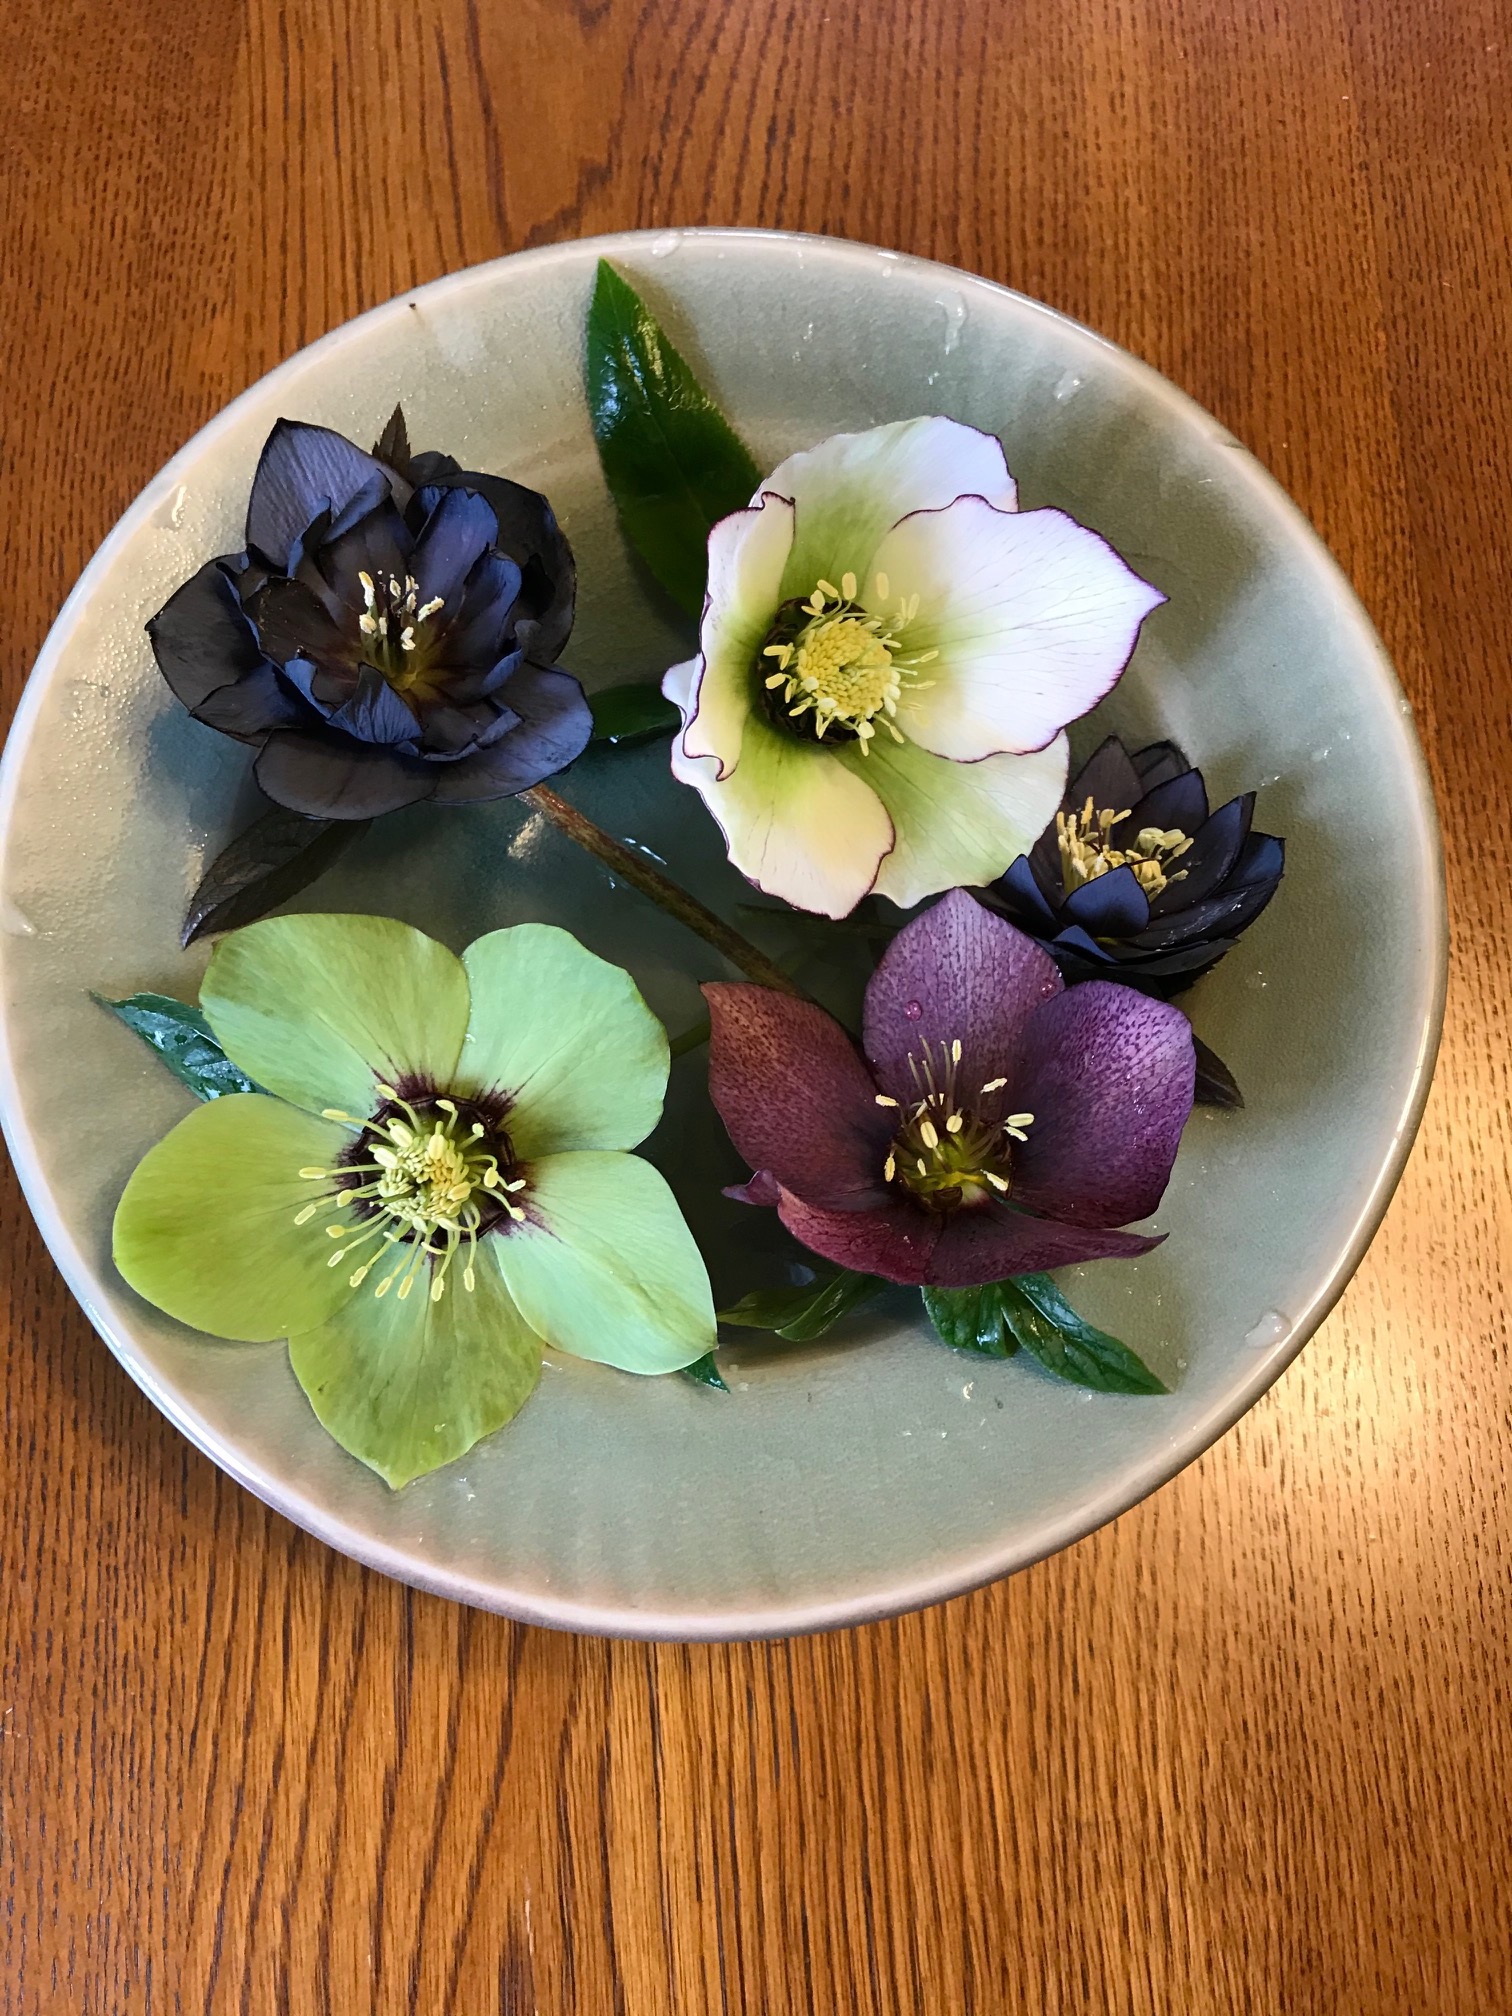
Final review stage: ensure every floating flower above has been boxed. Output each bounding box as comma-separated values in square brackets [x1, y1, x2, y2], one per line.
[113, 914, 715, 1485]
[148, 416, 591, 820]
[992, 736, 1285, 995]
[705, 889, 1193, 1287]
[661, 418, 1164, 917]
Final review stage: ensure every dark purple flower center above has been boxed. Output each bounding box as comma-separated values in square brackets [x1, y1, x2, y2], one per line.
[875, 1037, 1035, 1215]
[1057, 795, 1192, 900]
[353, 568, 451, 697]
[295, 1079, 524, 1303]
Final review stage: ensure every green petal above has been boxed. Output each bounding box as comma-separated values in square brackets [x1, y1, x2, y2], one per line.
[112, 1095, 357, 1342]
[844, 731, 1069, 908]
[458, 924, 668, 1156]
[771, 417, 1018, 603]
[288, 1247, 542, 1488]
[494, 1152, 716, 1374]
[201, 913, 470, 1119]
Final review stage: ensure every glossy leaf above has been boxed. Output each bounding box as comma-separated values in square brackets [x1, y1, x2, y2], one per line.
[920, 1283, 1020, 1358]
[1004, 1273, 1167, 1393]
[680, 1352, 729, 1391]
[95, 991, 262, 1101]
[585, 259, 761, 615]
[589, 679, 682, 744]
[718, 1269, 884, 1342]
[182, 805, 370, 947]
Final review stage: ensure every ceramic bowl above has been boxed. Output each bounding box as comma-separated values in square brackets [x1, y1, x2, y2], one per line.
[0, 229, 1445, 1638]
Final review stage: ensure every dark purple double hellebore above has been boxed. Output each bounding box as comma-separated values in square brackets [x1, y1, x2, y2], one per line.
[147, 417, 592, 819]
[994, 736, 1285, 997]
[706, 890, 1196, 1289]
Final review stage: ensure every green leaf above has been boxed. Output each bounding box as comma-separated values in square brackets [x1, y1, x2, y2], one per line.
[1003, 1274, 1168, 1394]
[589, 680, 681, 745]
[585, 259, 761, 616]
[680, 1352, 729, 1391]
[718, 1269, 883, 1343]
[96, 991, 263, 1100]
[920, 1283, 1020, 1358]
[181, 805, 369, 947]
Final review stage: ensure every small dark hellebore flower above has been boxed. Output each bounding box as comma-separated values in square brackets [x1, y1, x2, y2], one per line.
[704, 888, 1195, 1288]
[147, 415, 591, 818]
[991, 735, 1284, 996]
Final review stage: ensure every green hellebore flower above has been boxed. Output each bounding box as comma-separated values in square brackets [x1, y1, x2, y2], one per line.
[112, 913, 716, 1487]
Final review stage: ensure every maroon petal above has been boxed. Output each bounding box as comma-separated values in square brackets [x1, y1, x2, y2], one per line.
[704, 984, 894, 1209]
[863, 890, 1061, 1108]
[776, 1189, 943, 1285]
[1009, 983, 1194, 1227]
[929, 1207, 1162, 1286]
[724, 1170, 783, 1207]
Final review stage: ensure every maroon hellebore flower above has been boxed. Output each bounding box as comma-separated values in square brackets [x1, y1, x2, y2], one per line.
[705, 889, 1196, 1288]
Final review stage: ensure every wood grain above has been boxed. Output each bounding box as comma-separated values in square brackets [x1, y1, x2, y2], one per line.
[3, 0, 1509, 2008]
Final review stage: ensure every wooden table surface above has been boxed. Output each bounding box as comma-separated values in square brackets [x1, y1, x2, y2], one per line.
[4, 2, 1509, 2009]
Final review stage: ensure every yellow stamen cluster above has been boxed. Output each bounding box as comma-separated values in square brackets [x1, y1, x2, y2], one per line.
[875, 1037, 1034, 1210]
[299, 1086, 524, 1303]
[1056, 796, 1192, 899]
[761, 572, 938, 753]
[357, 570, 446, 657]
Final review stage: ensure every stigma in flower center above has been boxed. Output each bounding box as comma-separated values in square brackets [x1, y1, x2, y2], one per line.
[758, 572, 938, 753]
[874, 1037, 1034, 1212]
[357, 570, 446, 675]
[297, 1084, 523, 1304]
[1057, 796, 1193, 899]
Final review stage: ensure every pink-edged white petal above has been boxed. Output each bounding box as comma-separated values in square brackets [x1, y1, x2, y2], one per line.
[670, 710, 894, 918]
[766, 417, 1018, 603]
[873, 501, 1166, 760]
[680, 492, 795, 776]
[845, 731, 1069, 909]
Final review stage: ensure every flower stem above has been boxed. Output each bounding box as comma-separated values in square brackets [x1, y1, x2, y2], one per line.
[520, 785, 807, 999]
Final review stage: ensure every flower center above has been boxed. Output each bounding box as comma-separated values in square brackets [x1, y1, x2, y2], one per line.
[875, 1038, 1034, 1213]
[357, 570, 447, 686]
[297, 1084, 524, 1303]
[1056, 796, 1193, 899]
[758, 572, 937, 753]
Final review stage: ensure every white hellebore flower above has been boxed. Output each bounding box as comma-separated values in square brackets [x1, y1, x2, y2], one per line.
[661, 417, 1165, 917]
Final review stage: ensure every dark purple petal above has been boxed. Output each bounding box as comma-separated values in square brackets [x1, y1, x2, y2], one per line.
[1067, 736, 1145, 820]
[315, 498, 413, 605]
[1128, 767, 1208, 836]
[1008, 983, 1194, 1228]
[1148, 793, 1252, 915]
[435, 552, 524, 671]
[426, 666, 591, 803]
[1131, 739, 1190, 790]
[147, 557, 267, 711]
[436, 647, 526, 708]
[996, 854, 1060, 928]
[323, 470, 394, 546]
[415, 463, 575, 661]
[191, 663, 307, 740]
[1103, 939, 1236, 985]
[245, 576, 352, 667]
[929, 1207, 1163, 1286]
[254, 728, 434, 819]
[863, 890, 1062, 1109]
[1062, 863, 1151, 937]
[704, 984, 894, 1208]
[245, 420, 388, 571]
[725, 1170, 783, 1207]
[325, 668, 420, 746]
[1132, 836, 1282, 948]
[775, 1189, 943, 1286]
[408, 487, 502, 607]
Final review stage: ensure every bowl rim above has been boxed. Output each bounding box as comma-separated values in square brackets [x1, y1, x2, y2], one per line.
[0, 226, 1448, 1639]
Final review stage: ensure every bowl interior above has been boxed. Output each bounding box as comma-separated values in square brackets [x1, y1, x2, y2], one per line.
[0, 230, 1443, 1636]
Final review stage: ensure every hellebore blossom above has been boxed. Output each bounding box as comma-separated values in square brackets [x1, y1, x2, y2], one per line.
[113, 914, 715, 1485]
[148, 415, 591, 820]
[704, 889, 1194, 1288]
[993, 736, 1285, 995]
[662, 418, 1164, 918]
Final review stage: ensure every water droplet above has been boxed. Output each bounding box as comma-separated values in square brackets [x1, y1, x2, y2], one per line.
[877, 250, 900, 277]
[1398, 696, 1414, 715]
[1245, 969, 1268, 991]
[1310, 745, 1331, 762]
[1244, 1309, 1289, 1349]
[650, 231, 681, 257]
[0, 897, 35, 937]
[904, 1000, 923, 1021]
[803, 319, 815, 341]
[151, 482, 188, 530]
[1053, 370, 1084, 402]
[961, 1381, 975, 1400]
[936, 290, 967, 354]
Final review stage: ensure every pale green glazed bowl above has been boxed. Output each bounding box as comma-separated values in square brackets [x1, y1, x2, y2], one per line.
[0, 230, 1445, 1638]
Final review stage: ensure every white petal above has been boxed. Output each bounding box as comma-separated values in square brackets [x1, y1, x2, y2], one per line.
[874, 502, 1166, 760]
[661, 654, 699, 714]
[670, 711, 894, 918]
[762, 417, 1018, 604]
[845, 732, 1069, 909]
[681, 493, 795, 776]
